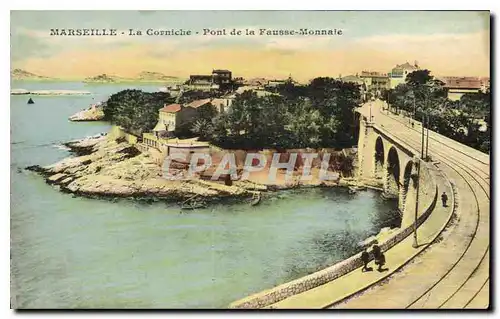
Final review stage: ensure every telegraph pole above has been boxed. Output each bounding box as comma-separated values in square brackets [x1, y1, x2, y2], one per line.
[413, 95, 416, 121]
[412, 158, 420, 248]
[425, 116, 430, 160]
[387, 90, 390, 113]
[414, 113, 426, 248]
[413, 113, 427, 248]
[370, 102, 372, 122]
[421, 114, 425, 158]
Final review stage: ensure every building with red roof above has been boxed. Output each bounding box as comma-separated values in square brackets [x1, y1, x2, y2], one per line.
[142, 96, 229, 152]
[185, 98, 212, 109]
[438, 76, 487, 101]
[159, 103, 182, 113]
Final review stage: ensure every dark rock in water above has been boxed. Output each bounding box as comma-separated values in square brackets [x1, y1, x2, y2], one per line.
[118, 146, 142, 159]
[25, 165, 44, 173]
[25, 165, 52, 177]
[61, 142, 94, 156]
[27, 98, 34, 104]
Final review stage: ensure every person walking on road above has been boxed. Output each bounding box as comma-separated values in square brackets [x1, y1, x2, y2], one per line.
[361, 248, 370, 272]
[377, 252, 386, 272]
[372, 243, 381, 260]
[371, 243, 387, 271]
[441, 191, 448, 207]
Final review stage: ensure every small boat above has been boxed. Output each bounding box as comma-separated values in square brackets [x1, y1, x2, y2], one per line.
[250, 192, 261, 206]
[349, 185, 366, 194]
[27, 98, 34, 104]
[179, 193, 205, 210]
[181, 201, 206, 210]
[380, 192, 397, 200]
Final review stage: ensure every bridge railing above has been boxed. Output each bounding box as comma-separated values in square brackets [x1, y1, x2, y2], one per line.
[230, 160, 438, 309]
[230, 114, 443, 309]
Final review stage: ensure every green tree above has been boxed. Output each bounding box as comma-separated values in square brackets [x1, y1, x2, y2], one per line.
[459, 92, 490, 119]
[285, 98, 323, 148]
[386, 69, 490, 154]
[405, 69, 433, 86]
[103, 89, 172, 136]
[307, 77, 361, 147]
[206, 77, 362, 149]
[190, 118, 214, 141]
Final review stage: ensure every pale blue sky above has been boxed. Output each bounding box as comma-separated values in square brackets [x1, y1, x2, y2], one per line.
[10, 11, 490, 79]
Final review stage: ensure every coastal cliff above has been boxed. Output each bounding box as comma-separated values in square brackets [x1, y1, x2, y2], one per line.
[26, 134, 260, 201]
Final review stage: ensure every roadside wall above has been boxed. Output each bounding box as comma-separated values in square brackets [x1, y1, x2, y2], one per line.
[229, 161, 437, 309]
[108, 125, 139, 145]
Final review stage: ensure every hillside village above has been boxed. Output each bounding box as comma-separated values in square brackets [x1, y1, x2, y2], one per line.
[29, 59, 488, 206]
[119, 63, 490, 156]
[131, 68, 297, 153]
[26, 61, 492, 201]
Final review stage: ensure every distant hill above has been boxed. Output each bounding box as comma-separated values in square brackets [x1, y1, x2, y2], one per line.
[83, 72, 182, 83]
[11, 69, 53, 81]
[136, 71, 180, 81]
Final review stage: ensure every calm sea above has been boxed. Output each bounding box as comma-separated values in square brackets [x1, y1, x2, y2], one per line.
[10, 81, 398, 308]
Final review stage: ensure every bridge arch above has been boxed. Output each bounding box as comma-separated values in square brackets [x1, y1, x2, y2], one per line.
[402, 160, 415, 208]
[385, 146, 400, 197]
[374, 136, 385, 179]
[400, 159, 418, 226]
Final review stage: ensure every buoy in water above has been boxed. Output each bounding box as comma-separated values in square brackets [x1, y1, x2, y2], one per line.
[27, 98, 34, 104]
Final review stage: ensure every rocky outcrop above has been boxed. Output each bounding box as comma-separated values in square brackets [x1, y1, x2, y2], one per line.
[26, 134, 257, 202]
[69, 105, 105, 121]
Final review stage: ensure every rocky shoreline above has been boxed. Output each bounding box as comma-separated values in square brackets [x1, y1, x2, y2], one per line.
[25, 133, 361, 207]
[68, 105, 105, 122]
[25, 134, 268, 204]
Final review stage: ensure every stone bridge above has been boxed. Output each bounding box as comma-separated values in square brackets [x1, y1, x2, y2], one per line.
[229, 99, 489, 310]
[356, 112, 436, 228]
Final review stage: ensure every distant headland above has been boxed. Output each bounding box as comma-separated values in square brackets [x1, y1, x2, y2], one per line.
[83, 71, 184, 83]
[11, 68, 185, 83]
[11, 69, 56, 81]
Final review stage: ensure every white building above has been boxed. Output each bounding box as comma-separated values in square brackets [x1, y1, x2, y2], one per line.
[388, 61, 419, 88]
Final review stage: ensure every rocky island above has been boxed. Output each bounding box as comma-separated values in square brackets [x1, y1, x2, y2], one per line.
[83, 73, 121, 83]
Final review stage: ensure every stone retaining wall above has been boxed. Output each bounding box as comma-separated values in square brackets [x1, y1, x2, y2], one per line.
[108, 125, 139, 145]
[229, 161, 438, 309]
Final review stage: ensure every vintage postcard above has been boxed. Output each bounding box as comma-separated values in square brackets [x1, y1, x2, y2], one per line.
[10, 10, 490, 309]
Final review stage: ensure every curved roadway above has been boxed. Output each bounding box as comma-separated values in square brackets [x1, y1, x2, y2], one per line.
[337, 100, 490, 309]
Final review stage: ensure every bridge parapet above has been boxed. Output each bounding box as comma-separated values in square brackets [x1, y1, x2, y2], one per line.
[229, 118, 442, 310]
[356, 116, 437, 227]
[229, 171, 438, 309]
